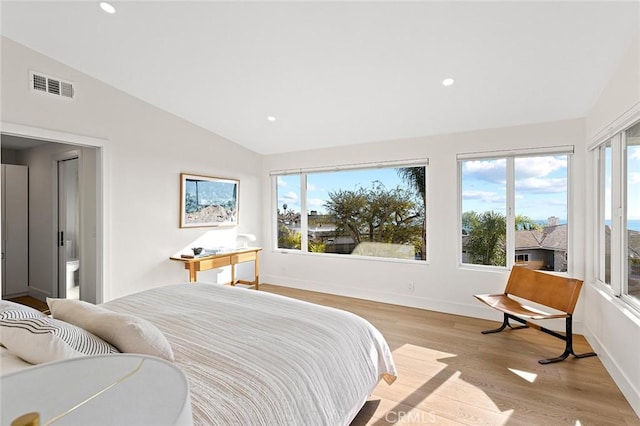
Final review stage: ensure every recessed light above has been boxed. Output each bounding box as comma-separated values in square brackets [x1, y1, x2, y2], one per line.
[442, 78, 455, 87]
[100, 2, 116, 14]
[267, 116, 276, 122]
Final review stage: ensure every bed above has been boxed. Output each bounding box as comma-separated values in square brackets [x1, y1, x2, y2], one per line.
[2, 283, 397, 425]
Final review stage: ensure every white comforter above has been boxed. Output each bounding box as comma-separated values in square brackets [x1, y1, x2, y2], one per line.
[101, 283, 396, 425]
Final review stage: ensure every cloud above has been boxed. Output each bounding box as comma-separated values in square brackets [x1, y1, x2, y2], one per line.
[463, 159, 506, 183]
[630, 146, 640, 160]
[277, 176, 288, 188]
[307, 198, 326, 209]
[464, 156, 567, 184]
[462, 190, 505, 203]
[630, 172, 640, 185]
[279, 191, 298, 203]
[307, 183, 327, 192]
[515, 177, 567, 193]
[515, 156, 566, 179]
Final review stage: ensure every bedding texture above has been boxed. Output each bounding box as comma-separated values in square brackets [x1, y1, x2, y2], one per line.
[47, 298, 174, 361]
[102, 283, 397, 426]
[0, 346, 33, 375]
[0, 301, 119, 365]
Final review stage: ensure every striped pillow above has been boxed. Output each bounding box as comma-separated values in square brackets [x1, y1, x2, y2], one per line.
[0, 300, 45, 319]
[0, 301, 45, 346]
[0, 315, 119, 364]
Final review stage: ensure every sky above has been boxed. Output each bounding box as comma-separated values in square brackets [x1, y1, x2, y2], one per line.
[627, 144, 640, 221]
[276, 149, 640, 225]
[605, 143, 640, 222]
[277, 167, 408, 215]
[462, 155, 569, 223]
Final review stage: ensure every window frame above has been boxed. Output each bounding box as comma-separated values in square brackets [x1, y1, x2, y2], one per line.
[457, 146, 574, 273]
[590, 109, 640, 314]
[271, 159, 429, 263]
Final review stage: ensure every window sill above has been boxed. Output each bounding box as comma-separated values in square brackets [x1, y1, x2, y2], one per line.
[272, 248, 429, 265]
[591, 280, 640, 326]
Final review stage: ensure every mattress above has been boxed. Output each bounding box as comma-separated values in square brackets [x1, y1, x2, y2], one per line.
[101, 283, 397, 425]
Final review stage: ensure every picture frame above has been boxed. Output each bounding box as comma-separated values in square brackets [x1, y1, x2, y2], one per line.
[180, 173, 239, 228]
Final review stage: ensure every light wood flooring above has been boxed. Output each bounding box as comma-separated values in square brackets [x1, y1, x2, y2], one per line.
[260, 284, 639, 426]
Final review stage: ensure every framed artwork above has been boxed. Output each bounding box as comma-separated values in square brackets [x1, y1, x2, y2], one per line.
[180, 173, 239, 228]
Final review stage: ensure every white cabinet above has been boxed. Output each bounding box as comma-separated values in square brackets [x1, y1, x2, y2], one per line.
[1, 164, 29, 297]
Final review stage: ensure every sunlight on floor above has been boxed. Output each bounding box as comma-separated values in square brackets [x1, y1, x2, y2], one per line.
[378, 344, 514, 425]
[507, 367, 538, 383]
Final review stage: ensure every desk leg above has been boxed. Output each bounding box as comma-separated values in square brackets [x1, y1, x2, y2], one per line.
[187, 265, 197, 283]
[254, 256, 260, 291]
[231, 264, 237, 286]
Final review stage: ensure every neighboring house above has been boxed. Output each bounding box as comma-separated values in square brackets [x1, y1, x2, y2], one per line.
[515, 224, 568, 272]
[460, 221, 568, 271]
[604, 226, 640, 297]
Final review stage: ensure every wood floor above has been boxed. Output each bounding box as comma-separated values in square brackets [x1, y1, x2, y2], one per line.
[6, 295, 49, 312]
[260, 284, 639, 426]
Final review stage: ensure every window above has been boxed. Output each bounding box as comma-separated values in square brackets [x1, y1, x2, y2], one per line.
[626, 122, 640, 300]
[600, 141, 612, 285]
[276, 174, 301, 250]
[459, 149, 571, 271]
[594, 119, 640, 307]
[273, 161, 427, 261]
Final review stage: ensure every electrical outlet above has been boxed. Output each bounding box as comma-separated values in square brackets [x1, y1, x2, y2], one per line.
[408, 281, 415, 292]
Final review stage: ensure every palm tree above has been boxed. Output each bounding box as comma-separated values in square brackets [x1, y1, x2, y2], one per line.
[397, 167, 426, 259]
[466, 211, 507, 266]
[515, 214, 541, 231]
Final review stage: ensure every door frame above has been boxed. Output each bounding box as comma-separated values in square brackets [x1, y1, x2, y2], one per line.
[0, 121, 110, 303]
[55, 151, 81, 300]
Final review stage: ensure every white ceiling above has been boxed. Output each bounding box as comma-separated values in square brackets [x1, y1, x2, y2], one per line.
[1, 1, 639, 155]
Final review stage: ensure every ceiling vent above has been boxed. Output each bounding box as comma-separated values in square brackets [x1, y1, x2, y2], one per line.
[30, 71, 74, 99]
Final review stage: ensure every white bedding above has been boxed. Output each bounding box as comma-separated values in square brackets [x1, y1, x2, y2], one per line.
[101, 283, 396, 425]
[0, 345, 33, 375]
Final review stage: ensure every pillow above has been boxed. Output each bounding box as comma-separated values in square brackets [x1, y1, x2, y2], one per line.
[47, 298, 174, 361]
[0, 301, 46, 345]
[0, 300, 46, 318]
[0, 316, 119, 364]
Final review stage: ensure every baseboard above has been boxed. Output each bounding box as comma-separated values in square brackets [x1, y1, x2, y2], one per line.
[261, 274, 585, 334]
[27, 286, 51, 302]
[583, 328, 640, 418]
[2, 291, 28, 299]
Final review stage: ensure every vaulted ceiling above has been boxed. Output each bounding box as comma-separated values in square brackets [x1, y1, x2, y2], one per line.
[1, 1, 639, 154]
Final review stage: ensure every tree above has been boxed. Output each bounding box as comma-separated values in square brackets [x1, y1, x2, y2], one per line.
[278, 223, 301, 249]
[397, 167, 425, 203]
[462, 211, 481, 234]
[515, 214, 541, 231]
[465, 210, 506, 266]
[397, 167, 427, 259]
[324, 182, 423, 256]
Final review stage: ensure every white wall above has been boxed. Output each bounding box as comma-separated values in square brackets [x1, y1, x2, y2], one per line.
[262, 118, 588, 329]
[584, 32, 640, 415]
[1, 37, 263, 301]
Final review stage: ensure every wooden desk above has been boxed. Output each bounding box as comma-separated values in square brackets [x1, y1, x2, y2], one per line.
[170, 247, 262, 289]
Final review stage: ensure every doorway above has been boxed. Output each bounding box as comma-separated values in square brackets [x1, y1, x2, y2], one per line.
[57, 155, 80, 299]
[0, 122, 108, 303]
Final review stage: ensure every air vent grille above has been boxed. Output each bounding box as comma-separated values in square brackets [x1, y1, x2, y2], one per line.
[48, 78, 60, 95]
[61, 82, 74, 98]
[30, 71, 74, 99]
[33, 74, 47, 92]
